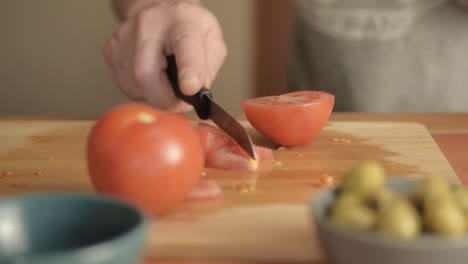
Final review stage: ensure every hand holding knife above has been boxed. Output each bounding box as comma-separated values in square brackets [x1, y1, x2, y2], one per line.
[165, 55, 257, 160]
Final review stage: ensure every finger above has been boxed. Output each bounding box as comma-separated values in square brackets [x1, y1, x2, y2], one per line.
[132, 31, 176, 110]
[103, 32, 144, 100]
[141, 65, 192, 113]
[169, 16, 207, 96]
[131, 10, 192, 111]
[141, 65, 193, 113]
[102, 35, 115, 68]
[204, 26, 227, 88]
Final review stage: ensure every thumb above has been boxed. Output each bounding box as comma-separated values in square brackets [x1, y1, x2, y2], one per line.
[169, 20, 207, 96]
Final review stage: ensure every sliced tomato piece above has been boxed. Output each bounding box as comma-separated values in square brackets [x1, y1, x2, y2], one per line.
[242, 91, 334, 147]
[185, 179, 224, 201]
[196, 123, 257, 171]
[196, 123, 274, 171]
[254, 145, 274, 161]
[197, 122, 232, 154]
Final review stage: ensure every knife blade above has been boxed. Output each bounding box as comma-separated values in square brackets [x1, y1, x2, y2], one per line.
[165, 55, 257, 160]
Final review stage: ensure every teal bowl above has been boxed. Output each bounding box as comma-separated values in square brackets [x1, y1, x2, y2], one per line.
[0, 193, 148, 264]
[310, 178, 468, 264]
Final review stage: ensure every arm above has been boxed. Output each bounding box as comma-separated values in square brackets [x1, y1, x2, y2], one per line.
[103, 0, 226, 113]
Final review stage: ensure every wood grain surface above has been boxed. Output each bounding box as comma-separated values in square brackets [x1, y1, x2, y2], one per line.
[0, 118, 458, 262]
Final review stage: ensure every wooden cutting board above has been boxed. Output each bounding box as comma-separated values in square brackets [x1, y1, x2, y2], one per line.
[0, 119, 458, 263]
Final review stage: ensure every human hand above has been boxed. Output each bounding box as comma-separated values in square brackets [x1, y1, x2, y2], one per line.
[103, 0, 227, 113]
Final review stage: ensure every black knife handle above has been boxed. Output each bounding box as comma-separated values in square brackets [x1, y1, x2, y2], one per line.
[166, 55, 212, 120]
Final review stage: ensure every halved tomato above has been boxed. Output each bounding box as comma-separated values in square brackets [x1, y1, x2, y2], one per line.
[196, 122, 274, 171]
[242, 91, 334, 147]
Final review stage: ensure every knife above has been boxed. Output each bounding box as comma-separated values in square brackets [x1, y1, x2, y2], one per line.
[165, 55, 257, 160]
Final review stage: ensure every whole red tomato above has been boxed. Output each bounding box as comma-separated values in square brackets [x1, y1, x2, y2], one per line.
[87, 103, 204, 216]
[242, 91, 334, 147]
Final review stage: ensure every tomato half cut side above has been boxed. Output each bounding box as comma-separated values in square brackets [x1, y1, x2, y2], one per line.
[242, 91, 334, 147]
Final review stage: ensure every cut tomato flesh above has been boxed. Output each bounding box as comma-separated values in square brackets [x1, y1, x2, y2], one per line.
[185, 179, 224, 201]
[196, 122, 274, 171]
[254, 145, 274, 161]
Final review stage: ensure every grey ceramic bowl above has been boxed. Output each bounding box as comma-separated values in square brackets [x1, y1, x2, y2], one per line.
[311, 178, 468, 264]
[0, 193, 148, 264]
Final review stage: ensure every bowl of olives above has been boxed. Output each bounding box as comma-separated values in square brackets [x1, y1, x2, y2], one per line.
[311, 161, 468, 264]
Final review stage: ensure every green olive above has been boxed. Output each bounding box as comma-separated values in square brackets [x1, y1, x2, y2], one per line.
[412, 176, 452, 206]
[332, 192, 362, 213]
[331, 199, 376, 232]
[465, 212, 468, 228]
[376, 198, 421, 240]
[424, 194, 466, 237]
[453, 187, 468, 212]
[367, 188, 400, 213]
[341, 161, 386, 198]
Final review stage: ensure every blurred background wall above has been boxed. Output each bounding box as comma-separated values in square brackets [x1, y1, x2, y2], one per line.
[0, 0, 257, 117]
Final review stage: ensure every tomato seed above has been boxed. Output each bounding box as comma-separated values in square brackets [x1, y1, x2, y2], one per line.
[277, 147, 286, 151]
[34, 170, 43, 176]
[9, 183, 26, 188]
[332, 138, 340, 142]
[274, 161, 285, 168]
[47, 157, 55, 161]
[232, 183, 256, 193]
[319, 174, 335, 188]
[0, 171, 14, 178]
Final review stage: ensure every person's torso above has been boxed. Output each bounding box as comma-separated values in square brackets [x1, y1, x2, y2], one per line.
[290, 0, 468, 112]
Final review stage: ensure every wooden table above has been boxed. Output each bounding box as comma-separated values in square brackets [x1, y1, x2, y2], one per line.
[0, 113, 468, 264]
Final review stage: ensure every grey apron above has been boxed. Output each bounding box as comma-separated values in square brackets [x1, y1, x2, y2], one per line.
[290, 0, 468, 112]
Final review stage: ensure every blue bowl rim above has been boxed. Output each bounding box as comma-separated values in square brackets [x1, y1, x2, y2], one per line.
[309, 177, 468, 251]
[0, 192, 149, 260]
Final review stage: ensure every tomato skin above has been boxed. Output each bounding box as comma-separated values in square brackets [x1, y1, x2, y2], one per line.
[87, 103, 204, 216]
[242, 91, 334, 147]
